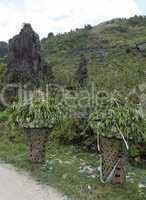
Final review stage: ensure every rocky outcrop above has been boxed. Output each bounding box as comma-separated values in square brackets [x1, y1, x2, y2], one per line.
[7, 23, 43, 86]
[75, 54, 88, 87]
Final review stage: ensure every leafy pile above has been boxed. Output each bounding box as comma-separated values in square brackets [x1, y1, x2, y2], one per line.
[10, 91, 65, 129]
[89, 92, 144, 143]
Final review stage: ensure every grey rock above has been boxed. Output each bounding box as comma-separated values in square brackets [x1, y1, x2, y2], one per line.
[7, 23, 43, 86]
[136, 42, 146, 52]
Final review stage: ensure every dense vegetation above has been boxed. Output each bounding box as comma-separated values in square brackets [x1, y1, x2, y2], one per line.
[41, 15, 146, 94]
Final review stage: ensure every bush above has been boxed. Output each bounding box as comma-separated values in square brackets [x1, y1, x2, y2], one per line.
[52, 111, 96, 150]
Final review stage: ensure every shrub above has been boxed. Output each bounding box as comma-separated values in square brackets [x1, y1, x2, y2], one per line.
[52, 111, 96, 150]
[129, 144, 141, 158]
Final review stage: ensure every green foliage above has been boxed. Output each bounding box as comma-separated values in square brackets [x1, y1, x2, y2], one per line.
[47, 89, 96, 149]
[9, 90, 64, 129]
[129, 144, 141, 158]
[0, 111, 9, 122]
[89, 92, 144, 142]
[52, 112, 96, 150]
[128, 15, 146, 26]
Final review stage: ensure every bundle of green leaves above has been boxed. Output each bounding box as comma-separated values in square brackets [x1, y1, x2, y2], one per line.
[10, 91, 65, 129]
[89, 92, 144, 143]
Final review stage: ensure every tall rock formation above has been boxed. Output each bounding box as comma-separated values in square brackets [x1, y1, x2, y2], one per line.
[76, 54, 88, 87]
[7, 23, 42, 86]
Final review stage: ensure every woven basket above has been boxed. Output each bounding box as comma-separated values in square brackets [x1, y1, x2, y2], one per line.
[100, 135, 126, 185]
[24, 128, 49, 163]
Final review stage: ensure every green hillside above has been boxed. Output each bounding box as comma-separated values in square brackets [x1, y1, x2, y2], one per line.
[41, 15, 146, 93]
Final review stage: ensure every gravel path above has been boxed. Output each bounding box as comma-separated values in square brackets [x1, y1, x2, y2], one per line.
[0, 163, 64, 200]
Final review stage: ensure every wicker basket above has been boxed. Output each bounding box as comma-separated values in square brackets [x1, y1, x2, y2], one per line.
[100, 135, 126, 185]
[24, 128, 49, 163]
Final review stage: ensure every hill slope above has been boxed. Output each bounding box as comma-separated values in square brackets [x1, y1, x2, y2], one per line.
[41, 16, 146, 93]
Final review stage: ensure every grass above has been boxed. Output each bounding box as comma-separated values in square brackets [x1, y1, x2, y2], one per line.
[0, 126, 146, 200]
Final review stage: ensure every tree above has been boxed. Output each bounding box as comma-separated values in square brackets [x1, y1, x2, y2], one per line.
[84, 24, 92, 30]
[48, 32, 54, 38]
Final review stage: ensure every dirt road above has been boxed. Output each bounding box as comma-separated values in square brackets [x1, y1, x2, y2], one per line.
[0, 163, 64, 200]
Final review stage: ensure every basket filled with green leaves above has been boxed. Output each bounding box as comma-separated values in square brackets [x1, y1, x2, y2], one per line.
[10, 90, 64, 163]
[89, 92, 144, 185]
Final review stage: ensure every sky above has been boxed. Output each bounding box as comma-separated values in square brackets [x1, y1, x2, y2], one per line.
[135, 0, 146, 13]
[0, 0, 145, 41]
